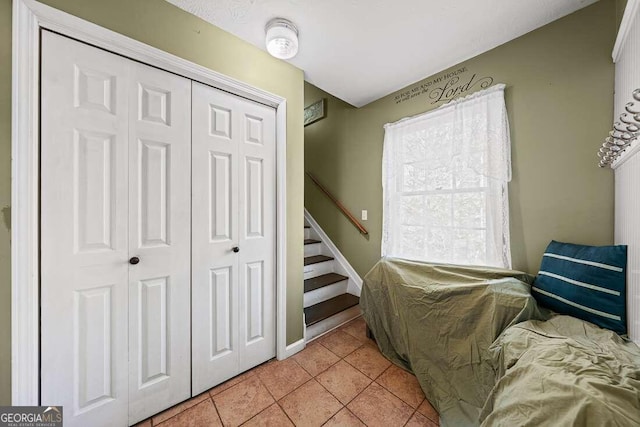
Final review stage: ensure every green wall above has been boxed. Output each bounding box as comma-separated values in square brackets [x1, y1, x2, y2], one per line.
[305, 0, 616, 278]
[0, 0, 305, 404]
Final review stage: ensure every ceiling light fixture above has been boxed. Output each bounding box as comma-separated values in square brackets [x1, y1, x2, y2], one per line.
[265, 18, 299, 60]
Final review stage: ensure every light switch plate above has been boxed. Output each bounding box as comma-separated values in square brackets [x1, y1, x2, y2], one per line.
[361, 210, 368, 221]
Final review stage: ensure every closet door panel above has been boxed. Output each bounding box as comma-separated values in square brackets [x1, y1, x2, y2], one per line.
[128, 62, 192, 424]
[191, 82, 276, 394]
[191, 82, 241, 394]
[238, 103, 277, 371]
[41, 31, 129, 427]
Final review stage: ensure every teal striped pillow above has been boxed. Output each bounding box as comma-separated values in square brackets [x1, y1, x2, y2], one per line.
[532, 241, 627, 335]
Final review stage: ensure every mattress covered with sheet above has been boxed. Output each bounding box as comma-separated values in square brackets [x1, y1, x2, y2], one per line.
[480, 315, 640, 426]
[360, 257, 548, 426]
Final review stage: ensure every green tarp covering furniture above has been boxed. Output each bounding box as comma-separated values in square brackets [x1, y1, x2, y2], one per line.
[481, 315, 640, 426]
[360, 257, 548, 426]
[360, 258, 640, 427]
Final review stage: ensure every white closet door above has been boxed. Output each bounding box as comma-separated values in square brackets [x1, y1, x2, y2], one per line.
[236, 91, 277, 372]
[191, 82, 240, 393]
[41, 31, 129, 427]
[191, 82, 276, 394]
[127, 62, 192, 424]
[42, 31, 193, 426]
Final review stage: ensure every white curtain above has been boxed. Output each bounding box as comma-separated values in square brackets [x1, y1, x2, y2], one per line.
[382, 84, 512, 268]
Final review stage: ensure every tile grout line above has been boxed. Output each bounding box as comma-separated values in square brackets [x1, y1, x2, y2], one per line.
[151, 319, 425, 427]
[375, 364, 435, 415]
[340, 328, 367, 342]
[317, 406, 348, 427]
[285, 353, 350, 426]
[210, 374, 269, 426]
[292, 346, 341, 378]
[314, 327, 390, 409]
[253, 374, 294, 426]
[316, 339, 365, 360]
[348, 406, 371, 427]
[338, 381, 375, 427]
[254, 372, 278, 402]
[312, 359, 373, 409]
[286, 358, 322, 397]
[318, 376, 372, 409]
[337, 343, 430, 426]
[143, 319, 367, 427]
[275, 399, 299, 427]
[208, 374, 253, 401]
[300, 377, 344, 426]
[315, 331, 379, 427]
[207, 395, 225, 426]
[342, 354, 388, 382]
[372, 378, 422, 412]
[309, 333, 371, 425]
[372, 364, 424, 405]
[258, 371, 333, 427]
[147, 398, 173, 427]
[254, 364, 315, 426]
[237, 402, 277, 427]
[358, 337, 439, 421]
[403, 407, 419, 427]
[149, 393, 213, 427]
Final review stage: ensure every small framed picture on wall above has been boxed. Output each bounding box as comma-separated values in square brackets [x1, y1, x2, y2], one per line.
[304, 98, 326, 126]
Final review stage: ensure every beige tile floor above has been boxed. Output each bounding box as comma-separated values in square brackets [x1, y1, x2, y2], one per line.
[135, 316, 440, 427]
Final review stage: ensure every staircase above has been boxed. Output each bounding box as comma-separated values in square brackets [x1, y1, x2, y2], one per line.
[303, 220, 361, 341]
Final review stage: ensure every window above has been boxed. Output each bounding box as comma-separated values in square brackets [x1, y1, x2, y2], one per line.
[382, 84, 512, 268]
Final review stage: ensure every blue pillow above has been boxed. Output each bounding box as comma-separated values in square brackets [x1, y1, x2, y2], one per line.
[531, 241, 627, 335]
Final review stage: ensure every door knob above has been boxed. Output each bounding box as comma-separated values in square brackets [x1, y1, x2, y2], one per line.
[129, 257, 140, 265]
[232, 247, 240, 253]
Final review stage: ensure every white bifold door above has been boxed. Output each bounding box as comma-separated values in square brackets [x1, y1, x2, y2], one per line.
[191, 82, 276, 394]
[41, 31, 191, 426]
[41, 30, 277, 427]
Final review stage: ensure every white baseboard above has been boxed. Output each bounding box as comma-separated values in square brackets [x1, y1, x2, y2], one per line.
[280, 338, 305, 359]
[305, 306, 362, 341]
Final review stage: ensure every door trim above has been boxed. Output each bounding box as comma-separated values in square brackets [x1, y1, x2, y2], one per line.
[12, 0, 291, 405]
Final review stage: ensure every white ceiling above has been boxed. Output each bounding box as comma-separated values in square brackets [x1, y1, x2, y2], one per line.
[167, 0, 597, 107]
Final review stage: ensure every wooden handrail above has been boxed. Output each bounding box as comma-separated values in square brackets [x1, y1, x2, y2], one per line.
[306, 172, 369, 236]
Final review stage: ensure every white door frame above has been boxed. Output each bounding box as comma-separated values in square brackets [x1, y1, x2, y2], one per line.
[11, 0, 294, 406]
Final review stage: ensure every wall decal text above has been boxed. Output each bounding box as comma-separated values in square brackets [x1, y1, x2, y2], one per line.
[394, 67, 494, 105]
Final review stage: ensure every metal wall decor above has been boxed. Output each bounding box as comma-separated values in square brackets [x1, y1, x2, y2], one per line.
[598, 88, 640, 167]
[304, 98, 326, 126]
